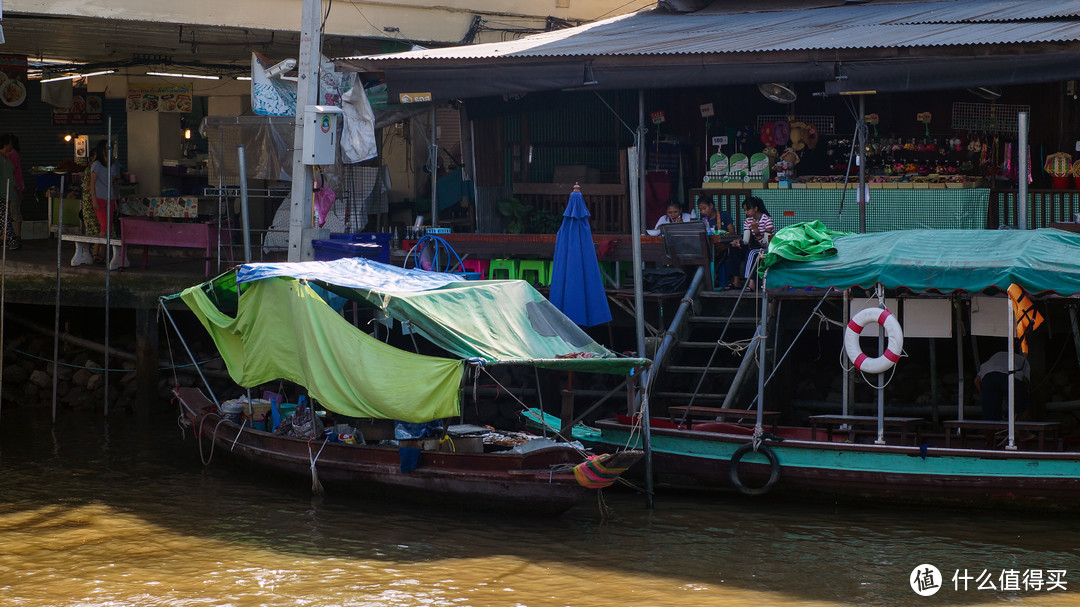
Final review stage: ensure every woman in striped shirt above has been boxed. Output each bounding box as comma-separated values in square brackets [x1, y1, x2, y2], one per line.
[733, 195, 774, 290]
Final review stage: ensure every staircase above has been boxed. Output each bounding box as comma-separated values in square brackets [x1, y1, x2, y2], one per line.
[652, 290, 762, 413]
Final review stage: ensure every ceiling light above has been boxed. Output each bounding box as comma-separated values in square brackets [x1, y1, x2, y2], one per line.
[40, 69, 115, 83]
[145, 71, 220, 80]
[236, 76, 252, 81]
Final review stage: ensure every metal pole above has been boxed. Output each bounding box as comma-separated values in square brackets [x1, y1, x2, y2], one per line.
[237, 145, 252, 263]
[160, 303, 221, 407]
[104, 119, 112, 417]
[52, 175, 65, 424]
[430, 106, 438, 230]
[470, 120, 480, 232]
[1006, 297, 1016, 450]
[858, 95, 867, 234]
[633, 89, 651, 508]
[842, 290, 850, 417]
[756, 286, 767, 429]
[286, 0, 322, 262]
[0, 178, 7, 426]
[956, 297, 965, 421]
[1018, 111, 1029, 230]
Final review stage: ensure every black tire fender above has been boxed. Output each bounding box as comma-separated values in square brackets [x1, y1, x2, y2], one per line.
[728, 442, 781, 496]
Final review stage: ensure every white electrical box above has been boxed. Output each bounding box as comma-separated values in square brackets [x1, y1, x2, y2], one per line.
[302, 105, 342, 165]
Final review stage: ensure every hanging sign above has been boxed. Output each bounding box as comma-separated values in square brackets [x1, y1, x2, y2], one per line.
[398, 92, 431, 103]
[0, 55, 29, 110]
[52, 87, 104, 126]
[127, 80, 193, 113]
[650, 110, 666, 124]
[699, 103, 714, 117]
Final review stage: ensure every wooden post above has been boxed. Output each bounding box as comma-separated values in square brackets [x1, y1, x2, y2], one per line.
[135, 307, 159, 412]
[559, 389, 575, 438]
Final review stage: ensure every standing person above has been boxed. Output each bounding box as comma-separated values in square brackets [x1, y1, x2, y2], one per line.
[0, 134, 24, 239]
[976, 351, 1030, 421]
[653, 202, 692, 229]
[88, 140, 120, 261]
[730, 195, 774, 290]
[0, 145, 20, 250]
[81, 144, 103, 262]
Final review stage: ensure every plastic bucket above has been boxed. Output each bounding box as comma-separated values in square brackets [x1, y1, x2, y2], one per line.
[220, 401, 244, 424]
[278, 403, 298, 419]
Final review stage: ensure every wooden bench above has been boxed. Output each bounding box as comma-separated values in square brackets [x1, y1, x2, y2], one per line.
[120, 217, 218, 277]
[943, 420, 1061, 451]
[669, 406, 780, 428]
[808, 414, 923, 445]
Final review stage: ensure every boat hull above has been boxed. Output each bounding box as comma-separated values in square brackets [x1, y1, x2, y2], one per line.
[595, 419, 1080, 509]
[177, 388, 592, 515]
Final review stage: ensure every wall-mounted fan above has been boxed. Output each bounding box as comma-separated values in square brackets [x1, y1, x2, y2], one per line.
[967, 86, 1002, 101]
[758, 83, 797, 104]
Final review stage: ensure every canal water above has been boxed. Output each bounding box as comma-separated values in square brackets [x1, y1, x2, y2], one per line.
[1, 404, 1079, 607]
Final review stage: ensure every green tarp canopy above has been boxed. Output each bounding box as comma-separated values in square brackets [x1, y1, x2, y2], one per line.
[764, 228, 1080, 296]
[181, 277, 464, 423]
[170, 259, 648, 421]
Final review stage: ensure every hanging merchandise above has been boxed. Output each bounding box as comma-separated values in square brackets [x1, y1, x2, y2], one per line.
[761, 123, 776, 147]
[1045, 151, 1071, 188]
[806, 125, 820, 149]
[773, 121, 790, 147]
[789, 121, 807, 151]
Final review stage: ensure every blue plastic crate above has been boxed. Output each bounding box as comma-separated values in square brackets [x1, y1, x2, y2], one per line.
[311, 240, 381, 262]
[329, 233, 391, 263]
[453, 271, 483, 281]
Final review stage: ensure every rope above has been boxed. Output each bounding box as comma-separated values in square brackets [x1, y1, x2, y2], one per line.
[230, 419, 247, 451]
[193, 409, 228, 466]
[308, 438, 329, 495]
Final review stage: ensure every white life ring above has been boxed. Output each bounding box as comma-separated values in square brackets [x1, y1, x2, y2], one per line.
[844, 307, 904, 374]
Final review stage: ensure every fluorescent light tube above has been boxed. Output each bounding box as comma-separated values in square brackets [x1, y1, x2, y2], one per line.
[145, 72, 220, 80]
[40, 69, 115, 83]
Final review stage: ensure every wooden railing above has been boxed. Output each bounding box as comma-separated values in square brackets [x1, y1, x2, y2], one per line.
[512, 183, 629, 233]
[988, 189, 1080, 229]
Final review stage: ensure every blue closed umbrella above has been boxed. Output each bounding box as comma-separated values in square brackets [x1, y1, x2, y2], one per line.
[549, 185, 612, 327]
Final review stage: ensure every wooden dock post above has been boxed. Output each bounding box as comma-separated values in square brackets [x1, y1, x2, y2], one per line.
[135, 306, 159, 410]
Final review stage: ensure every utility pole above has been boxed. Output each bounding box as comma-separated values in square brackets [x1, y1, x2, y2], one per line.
[287, 0, 324, 261]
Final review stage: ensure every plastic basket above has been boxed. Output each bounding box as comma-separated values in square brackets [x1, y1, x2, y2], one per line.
[329, 233, 391, 263]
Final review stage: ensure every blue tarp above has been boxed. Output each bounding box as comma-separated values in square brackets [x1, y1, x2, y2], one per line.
[237, 258, 464, 292]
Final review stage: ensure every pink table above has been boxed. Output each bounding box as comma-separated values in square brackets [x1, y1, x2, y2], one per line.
[120, 217, 218, 277]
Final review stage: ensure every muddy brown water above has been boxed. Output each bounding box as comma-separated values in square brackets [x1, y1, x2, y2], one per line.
[1, 404, 1079, 606]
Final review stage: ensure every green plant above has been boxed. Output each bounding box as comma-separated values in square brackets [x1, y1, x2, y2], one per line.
[528, 209, 562, 234]
[497, 197, 531, 234]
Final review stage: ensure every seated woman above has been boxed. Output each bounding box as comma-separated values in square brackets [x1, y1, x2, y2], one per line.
[730, 195, 774, 290]
[653, 202, 692, 229]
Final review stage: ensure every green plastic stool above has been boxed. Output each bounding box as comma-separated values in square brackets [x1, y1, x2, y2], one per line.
[597, 261, 618, 287]
[489, 259, 520, 280]
[518, 259, 551, 286]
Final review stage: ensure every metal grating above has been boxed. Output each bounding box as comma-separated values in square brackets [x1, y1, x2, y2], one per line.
[951, 102, 1031, 133]
[755, 115, 835, 136]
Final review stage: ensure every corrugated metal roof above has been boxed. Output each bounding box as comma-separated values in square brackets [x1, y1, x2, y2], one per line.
[342, 0, 1080, 63]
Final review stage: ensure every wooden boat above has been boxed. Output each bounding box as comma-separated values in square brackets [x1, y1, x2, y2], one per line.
[571, 228, 1080, 509]
[163, 258, 646, 516]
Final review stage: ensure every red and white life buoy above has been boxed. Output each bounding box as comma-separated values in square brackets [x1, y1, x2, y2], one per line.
[844, 307, 904, 374]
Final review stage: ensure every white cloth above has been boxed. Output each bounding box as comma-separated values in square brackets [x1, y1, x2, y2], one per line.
[654, 213, 693, 230]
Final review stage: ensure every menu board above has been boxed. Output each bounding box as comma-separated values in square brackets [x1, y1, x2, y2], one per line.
[53, 87, 104, 126]
[127, 81, 193, 113]
[0, 55, 29, 111]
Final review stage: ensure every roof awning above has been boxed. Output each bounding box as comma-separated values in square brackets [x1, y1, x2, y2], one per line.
[336, 0, 1080, 100]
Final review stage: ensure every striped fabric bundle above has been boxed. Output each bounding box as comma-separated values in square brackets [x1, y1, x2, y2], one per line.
[573, 453, 629, 489]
